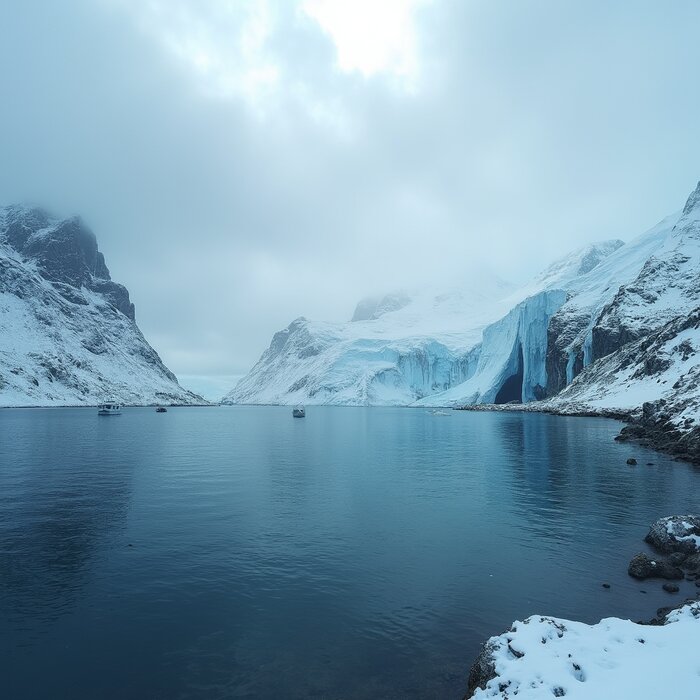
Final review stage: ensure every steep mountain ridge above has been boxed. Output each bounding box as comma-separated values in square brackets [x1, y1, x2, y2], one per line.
[0, 205, 201, 406]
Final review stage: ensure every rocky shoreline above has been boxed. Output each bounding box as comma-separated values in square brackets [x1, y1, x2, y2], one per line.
[456, 402, 700, 466]
[464, 515, 700, 699]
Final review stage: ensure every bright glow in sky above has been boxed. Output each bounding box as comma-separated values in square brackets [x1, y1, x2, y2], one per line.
[302, 0, 430, 85]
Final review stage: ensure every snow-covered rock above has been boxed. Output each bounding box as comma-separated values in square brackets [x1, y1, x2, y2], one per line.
[466, 602, 700, 699]
[645, 516, 700, 555]
[0, 205, 202, 406]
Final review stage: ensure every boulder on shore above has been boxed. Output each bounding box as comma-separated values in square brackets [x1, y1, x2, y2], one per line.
[645, 515, 700, 554]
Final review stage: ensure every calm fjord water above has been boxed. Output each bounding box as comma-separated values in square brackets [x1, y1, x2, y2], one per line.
[1, 406, 699, 699]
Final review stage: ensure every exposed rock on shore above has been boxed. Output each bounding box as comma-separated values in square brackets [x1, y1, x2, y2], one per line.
[465, 516, 700, 698]
[645, 515, 700, 554]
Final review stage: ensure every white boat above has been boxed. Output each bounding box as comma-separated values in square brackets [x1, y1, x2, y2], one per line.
[292, 405, 306, 418]
[98, 401, 122, 415]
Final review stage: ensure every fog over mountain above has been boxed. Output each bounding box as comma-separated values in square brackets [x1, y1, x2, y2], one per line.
[2, 1, 700, 397]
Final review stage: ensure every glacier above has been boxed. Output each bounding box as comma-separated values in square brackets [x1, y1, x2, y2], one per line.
[224, 240, 624, 406]
[0, 205, 202, 407]
[226, 181, 700, 415]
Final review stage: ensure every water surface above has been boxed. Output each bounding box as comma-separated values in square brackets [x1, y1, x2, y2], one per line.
[1, 406, 699, 698]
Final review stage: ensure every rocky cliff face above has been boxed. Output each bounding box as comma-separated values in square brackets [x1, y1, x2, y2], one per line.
[0, 205, 202, 406]
[546, 182, 700, 396]
[2, 205, 135, 319]
[544, 307, 700, 463]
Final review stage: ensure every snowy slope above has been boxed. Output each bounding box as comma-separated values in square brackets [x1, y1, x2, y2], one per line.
[225, 242, 623, 405]
[0, 205, 202, 406]
[428, 182, 700, 408]
[546, 309, 700, 416]
[227, 180, 700, 410]
[467, 602, 700, 700]
[224, 282, 510, 406]
[538, 308, 700, 463]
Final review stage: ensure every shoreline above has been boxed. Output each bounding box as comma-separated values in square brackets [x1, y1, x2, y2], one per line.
[464, 515, 700, 698]
[457, 402, 700, 466]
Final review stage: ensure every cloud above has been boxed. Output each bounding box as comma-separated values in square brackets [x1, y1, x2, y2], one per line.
[1, 0, 700, 383]
[301, 0, 432, 88]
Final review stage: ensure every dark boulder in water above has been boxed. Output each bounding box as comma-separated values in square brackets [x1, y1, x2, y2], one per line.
[628, 553, 683, 580]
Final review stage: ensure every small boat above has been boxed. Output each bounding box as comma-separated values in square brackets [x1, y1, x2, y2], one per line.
[292, 405, 306, 418]
[98, 401, 121, 416]
[156, 407, 167, 413]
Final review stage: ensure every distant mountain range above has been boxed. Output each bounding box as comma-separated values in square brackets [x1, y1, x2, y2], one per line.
[0, 205, 202, 406]
[3, 181, 698, 461]
[223, 182, 700, 459]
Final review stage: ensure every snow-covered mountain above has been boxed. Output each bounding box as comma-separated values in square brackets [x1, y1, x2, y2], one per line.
[223, 241, 624, 406]
[422, 188, 700, 408]
[226, 181, 700, 415]
[0, 205, 202, 406]
[224, 277, 514, 406]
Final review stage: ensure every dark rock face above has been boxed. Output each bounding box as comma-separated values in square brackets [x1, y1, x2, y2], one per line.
[668, 552, 688, 567]
[662, 583, 680, 593]
[545, 307, 587, 396]
[464, 639, 499, 699]
[0, 206, 135, 320]
[628, 552, 683, 580]
[590, 249, 698, 364]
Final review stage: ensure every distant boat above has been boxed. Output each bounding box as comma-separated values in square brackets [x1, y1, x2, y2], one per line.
[293, 405, 306, 418]
[156, 406, 167, 413]
[98, 401, 121, 415]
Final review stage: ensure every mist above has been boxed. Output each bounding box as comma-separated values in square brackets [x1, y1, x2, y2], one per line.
[2, 0, 700, 397]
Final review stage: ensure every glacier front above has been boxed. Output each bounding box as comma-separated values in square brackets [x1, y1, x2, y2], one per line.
[224, 240, 624, 406]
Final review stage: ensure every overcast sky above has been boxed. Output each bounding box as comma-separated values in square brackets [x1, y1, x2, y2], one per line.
[2, 0, 700, 398]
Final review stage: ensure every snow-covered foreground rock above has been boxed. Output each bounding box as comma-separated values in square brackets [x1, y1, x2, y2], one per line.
[466, 602, 700, 699]
[0, 205, 202, 406]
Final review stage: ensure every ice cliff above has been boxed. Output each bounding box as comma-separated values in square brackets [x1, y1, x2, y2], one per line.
[0, 205, 202, 406]
[226, 181, 700, 417]
[224, 241, 623, 406]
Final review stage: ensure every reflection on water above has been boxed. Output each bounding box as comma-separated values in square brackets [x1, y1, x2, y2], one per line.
[1, 406, 699, 699]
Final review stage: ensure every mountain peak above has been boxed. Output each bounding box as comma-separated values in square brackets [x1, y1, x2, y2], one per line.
[0, 204, 134, 319]
[682, 180, 700, 216]
[351, 292, 412, 322]
[530, 239, 624, 291]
